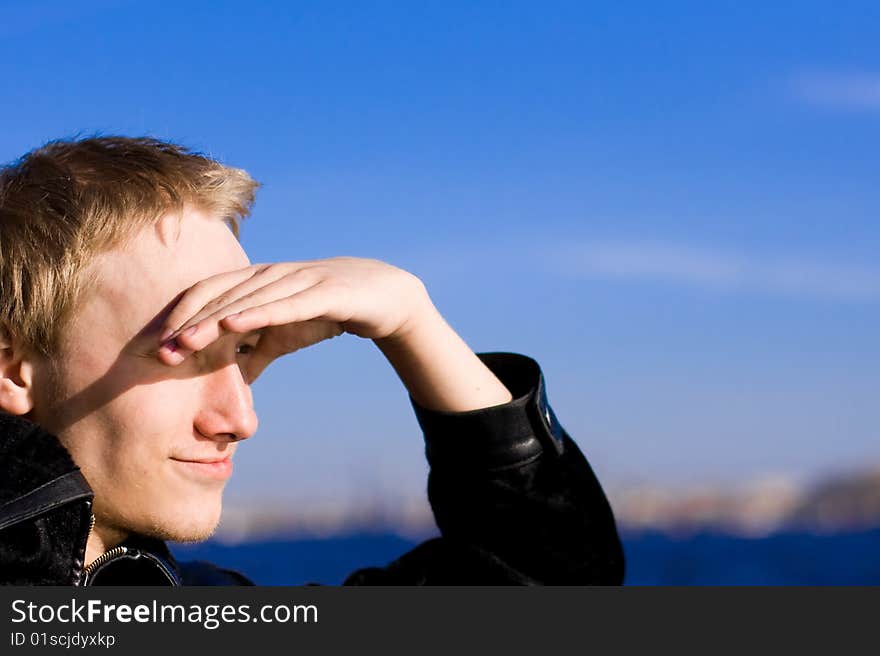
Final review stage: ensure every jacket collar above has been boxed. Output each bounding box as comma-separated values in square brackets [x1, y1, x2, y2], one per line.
[0, 413, 94, 584]
[0, 413, 92, 511]
[83, 533, 182, 585]
[0, 413, 181, 585]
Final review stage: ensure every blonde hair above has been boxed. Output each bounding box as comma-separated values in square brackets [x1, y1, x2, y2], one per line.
[0, 135, 259, 357]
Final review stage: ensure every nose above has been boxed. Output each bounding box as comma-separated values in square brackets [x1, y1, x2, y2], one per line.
[193, 361, 259, 443]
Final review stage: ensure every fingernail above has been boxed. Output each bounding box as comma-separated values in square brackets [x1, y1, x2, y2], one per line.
[159, 328, 174, 343]
[160, 340, 185, 365]
[224, 312, 240, 321]
[182, 325, 198, 337]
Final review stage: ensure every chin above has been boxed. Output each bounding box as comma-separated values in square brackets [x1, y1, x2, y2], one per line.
[144, 494, 224, 544]
[160, 518, 220, 543]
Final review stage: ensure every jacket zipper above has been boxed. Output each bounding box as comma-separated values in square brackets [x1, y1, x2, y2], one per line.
[81, 512, 129, 580]
[82, 545, 129, 578]
[80, 511, 180, 585]
[72, 509, 97, 586]
[80, 511, 97, 575]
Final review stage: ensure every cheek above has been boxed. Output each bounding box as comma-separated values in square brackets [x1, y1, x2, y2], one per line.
[117, 378, 198, 430]
[120, 387, 184, 433]
[75, 383, 197, 479]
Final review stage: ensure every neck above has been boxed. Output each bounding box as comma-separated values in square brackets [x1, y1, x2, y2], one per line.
[85, 522, 128, 568]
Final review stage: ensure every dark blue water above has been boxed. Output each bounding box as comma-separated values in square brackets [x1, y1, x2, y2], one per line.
[174, 534, 417, 585]
[172, 526, 880, 585]
[621, 527, 880, 585]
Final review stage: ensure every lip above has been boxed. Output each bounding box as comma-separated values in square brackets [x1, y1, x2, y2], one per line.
[170, 456, 233, 480]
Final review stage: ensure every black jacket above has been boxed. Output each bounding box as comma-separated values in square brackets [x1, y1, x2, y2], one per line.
[0, 352, 624, 585]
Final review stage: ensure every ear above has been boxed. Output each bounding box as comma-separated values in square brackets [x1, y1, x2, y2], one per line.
[0, 327, 36, 415]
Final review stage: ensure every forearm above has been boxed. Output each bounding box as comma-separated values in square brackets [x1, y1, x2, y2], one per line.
[373, 300, 512, 412]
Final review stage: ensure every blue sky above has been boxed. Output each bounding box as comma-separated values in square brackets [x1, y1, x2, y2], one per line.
[1, 1, 877, 507]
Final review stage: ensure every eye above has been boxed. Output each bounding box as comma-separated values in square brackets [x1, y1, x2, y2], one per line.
[236, 343, 257, 356]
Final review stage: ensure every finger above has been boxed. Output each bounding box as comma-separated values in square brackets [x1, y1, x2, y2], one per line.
[156, 337, 195, 366]
[226, 318, 344, 383]
[170, 264, 307, 341]
[160, 281, 332, 368]
[218, 281, 348, 333]
[162, 264, 321, 344]
[157, 320, 237, 366]
[170, 272, 320, 352]
[160, 265, 266, 342]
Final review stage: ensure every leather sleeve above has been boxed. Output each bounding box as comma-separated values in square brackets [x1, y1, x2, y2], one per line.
[344, 352, 625, 585]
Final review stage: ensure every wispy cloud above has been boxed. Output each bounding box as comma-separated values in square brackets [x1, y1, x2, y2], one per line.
[547, 241, 880, 303]
[792, 72, 880, 110]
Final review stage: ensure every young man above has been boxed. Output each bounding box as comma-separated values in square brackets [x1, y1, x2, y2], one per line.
[0, 136, 624, 585]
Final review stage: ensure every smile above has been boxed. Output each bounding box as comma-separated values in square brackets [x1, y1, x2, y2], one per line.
[170, 456, 233, 480]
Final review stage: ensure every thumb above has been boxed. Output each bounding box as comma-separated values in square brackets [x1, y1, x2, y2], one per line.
[244, 321, 344, 383]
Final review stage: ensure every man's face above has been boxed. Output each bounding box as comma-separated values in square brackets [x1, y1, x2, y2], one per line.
[30, 206, 260, 543]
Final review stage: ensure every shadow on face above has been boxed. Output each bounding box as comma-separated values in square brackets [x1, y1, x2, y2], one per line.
[37, 303, 261, 449]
